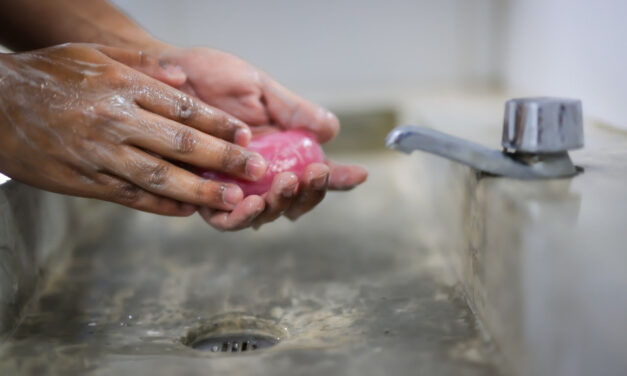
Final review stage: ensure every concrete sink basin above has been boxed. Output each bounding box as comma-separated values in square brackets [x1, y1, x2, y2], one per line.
[0, 146, 498, 375]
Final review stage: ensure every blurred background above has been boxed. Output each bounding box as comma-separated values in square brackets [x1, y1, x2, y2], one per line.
[112, 0, 627, 130]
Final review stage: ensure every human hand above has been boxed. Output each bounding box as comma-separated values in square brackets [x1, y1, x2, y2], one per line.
[0, 43, 269, 216]
[152, 46, 368, 230]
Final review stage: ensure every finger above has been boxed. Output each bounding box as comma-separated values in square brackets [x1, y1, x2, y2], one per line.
[95, 173, 198, 216]
[210, 93, 271, 127]
[133, 78, 252, 146]
[285, 163, 330, 221]
[97, 45, 187, 87]
[252, 172, 299, 229]
[101, 146, 245, 210]
[327, 160, 369, 191]
[249, 124, 280, 138]
[199, 195, 265, 231]
[261, 74, 339, 143]
[130, 109, 266, 180]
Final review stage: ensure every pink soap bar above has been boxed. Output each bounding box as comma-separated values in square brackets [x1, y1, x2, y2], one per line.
[199, 130, 325, 196]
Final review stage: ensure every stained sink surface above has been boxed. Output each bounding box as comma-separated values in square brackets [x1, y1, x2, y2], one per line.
[0, 155, 500, 376]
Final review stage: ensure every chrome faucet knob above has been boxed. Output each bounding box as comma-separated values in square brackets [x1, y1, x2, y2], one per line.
[502, 97, 584, 153]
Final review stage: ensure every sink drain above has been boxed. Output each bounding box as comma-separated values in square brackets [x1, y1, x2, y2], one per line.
[182, 313, 285, 354]
[191, 333, 279, 353]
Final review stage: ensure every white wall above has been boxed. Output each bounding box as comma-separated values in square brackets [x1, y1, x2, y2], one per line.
[503, 0, 627, 130]
[113, 0, 627, 129]
[111, 0, 500, 97]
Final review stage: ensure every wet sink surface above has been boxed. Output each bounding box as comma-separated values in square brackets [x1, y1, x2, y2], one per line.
[0, 154, 500, 376]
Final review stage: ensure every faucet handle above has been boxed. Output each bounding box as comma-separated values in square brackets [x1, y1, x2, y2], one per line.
[502, 97, 584, 153]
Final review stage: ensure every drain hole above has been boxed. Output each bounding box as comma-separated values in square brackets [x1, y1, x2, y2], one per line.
[182, 314, 285, 354]
[192, 334, 279, 353]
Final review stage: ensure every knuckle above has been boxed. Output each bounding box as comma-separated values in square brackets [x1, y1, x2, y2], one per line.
[145, 163, 169, 189]
[174, 95, 197, 122]
[104, 65, 131, 86]
[111, 182, 142, 204]
[220, 144, 247, 172]
[83, 99, 129, 135]
[219, 115, 245, 138]
[220, 143, 234, 170]
[91, 100, 121, 120]
[173, 128, 196, 154]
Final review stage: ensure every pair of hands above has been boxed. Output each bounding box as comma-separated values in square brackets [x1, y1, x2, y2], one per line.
[0, 43, 367, 230]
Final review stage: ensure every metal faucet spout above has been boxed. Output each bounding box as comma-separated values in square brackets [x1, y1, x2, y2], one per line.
[387, 125, 573, 179]
[386, 97, 583, 180]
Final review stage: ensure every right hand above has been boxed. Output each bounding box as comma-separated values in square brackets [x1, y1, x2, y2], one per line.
[0, 43, 267, 216]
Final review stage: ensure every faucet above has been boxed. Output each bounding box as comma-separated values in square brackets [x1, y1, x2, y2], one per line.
[385, 97, 584, 179]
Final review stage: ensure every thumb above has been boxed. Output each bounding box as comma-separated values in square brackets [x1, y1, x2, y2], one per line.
[260, 74, 340, 144]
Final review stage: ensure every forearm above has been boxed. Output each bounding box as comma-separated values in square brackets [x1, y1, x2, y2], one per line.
[0, 0, 165, 51]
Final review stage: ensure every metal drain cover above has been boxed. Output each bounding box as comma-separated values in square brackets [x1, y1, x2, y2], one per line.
[191, 333, 279, 353]
[183, 314, 285, 354]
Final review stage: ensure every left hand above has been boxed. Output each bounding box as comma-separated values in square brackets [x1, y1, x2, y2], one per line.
[145, 46, 368, 230]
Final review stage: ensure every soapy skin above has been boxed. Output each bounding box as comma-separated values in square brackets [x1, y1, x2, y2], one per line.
[0, 0, 369, 231]
[156, 47, 368, 230]
[200, 130, 325, 196]
[0, 44, 266, 216]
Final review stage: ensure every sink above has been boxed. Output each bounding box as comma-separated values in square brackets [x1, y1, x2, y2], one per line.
[0, 130, 500, 375]
[4, 92, 627, 376]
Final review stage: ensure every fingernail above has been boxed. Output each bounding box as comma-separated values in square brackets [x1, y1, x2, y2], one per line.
[235, 128, 251, 146]
[311, 174, 329, 190]
[223, 186, 243, 207]
[282, 183, 299, 198]
[246, 154, 267, 179]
